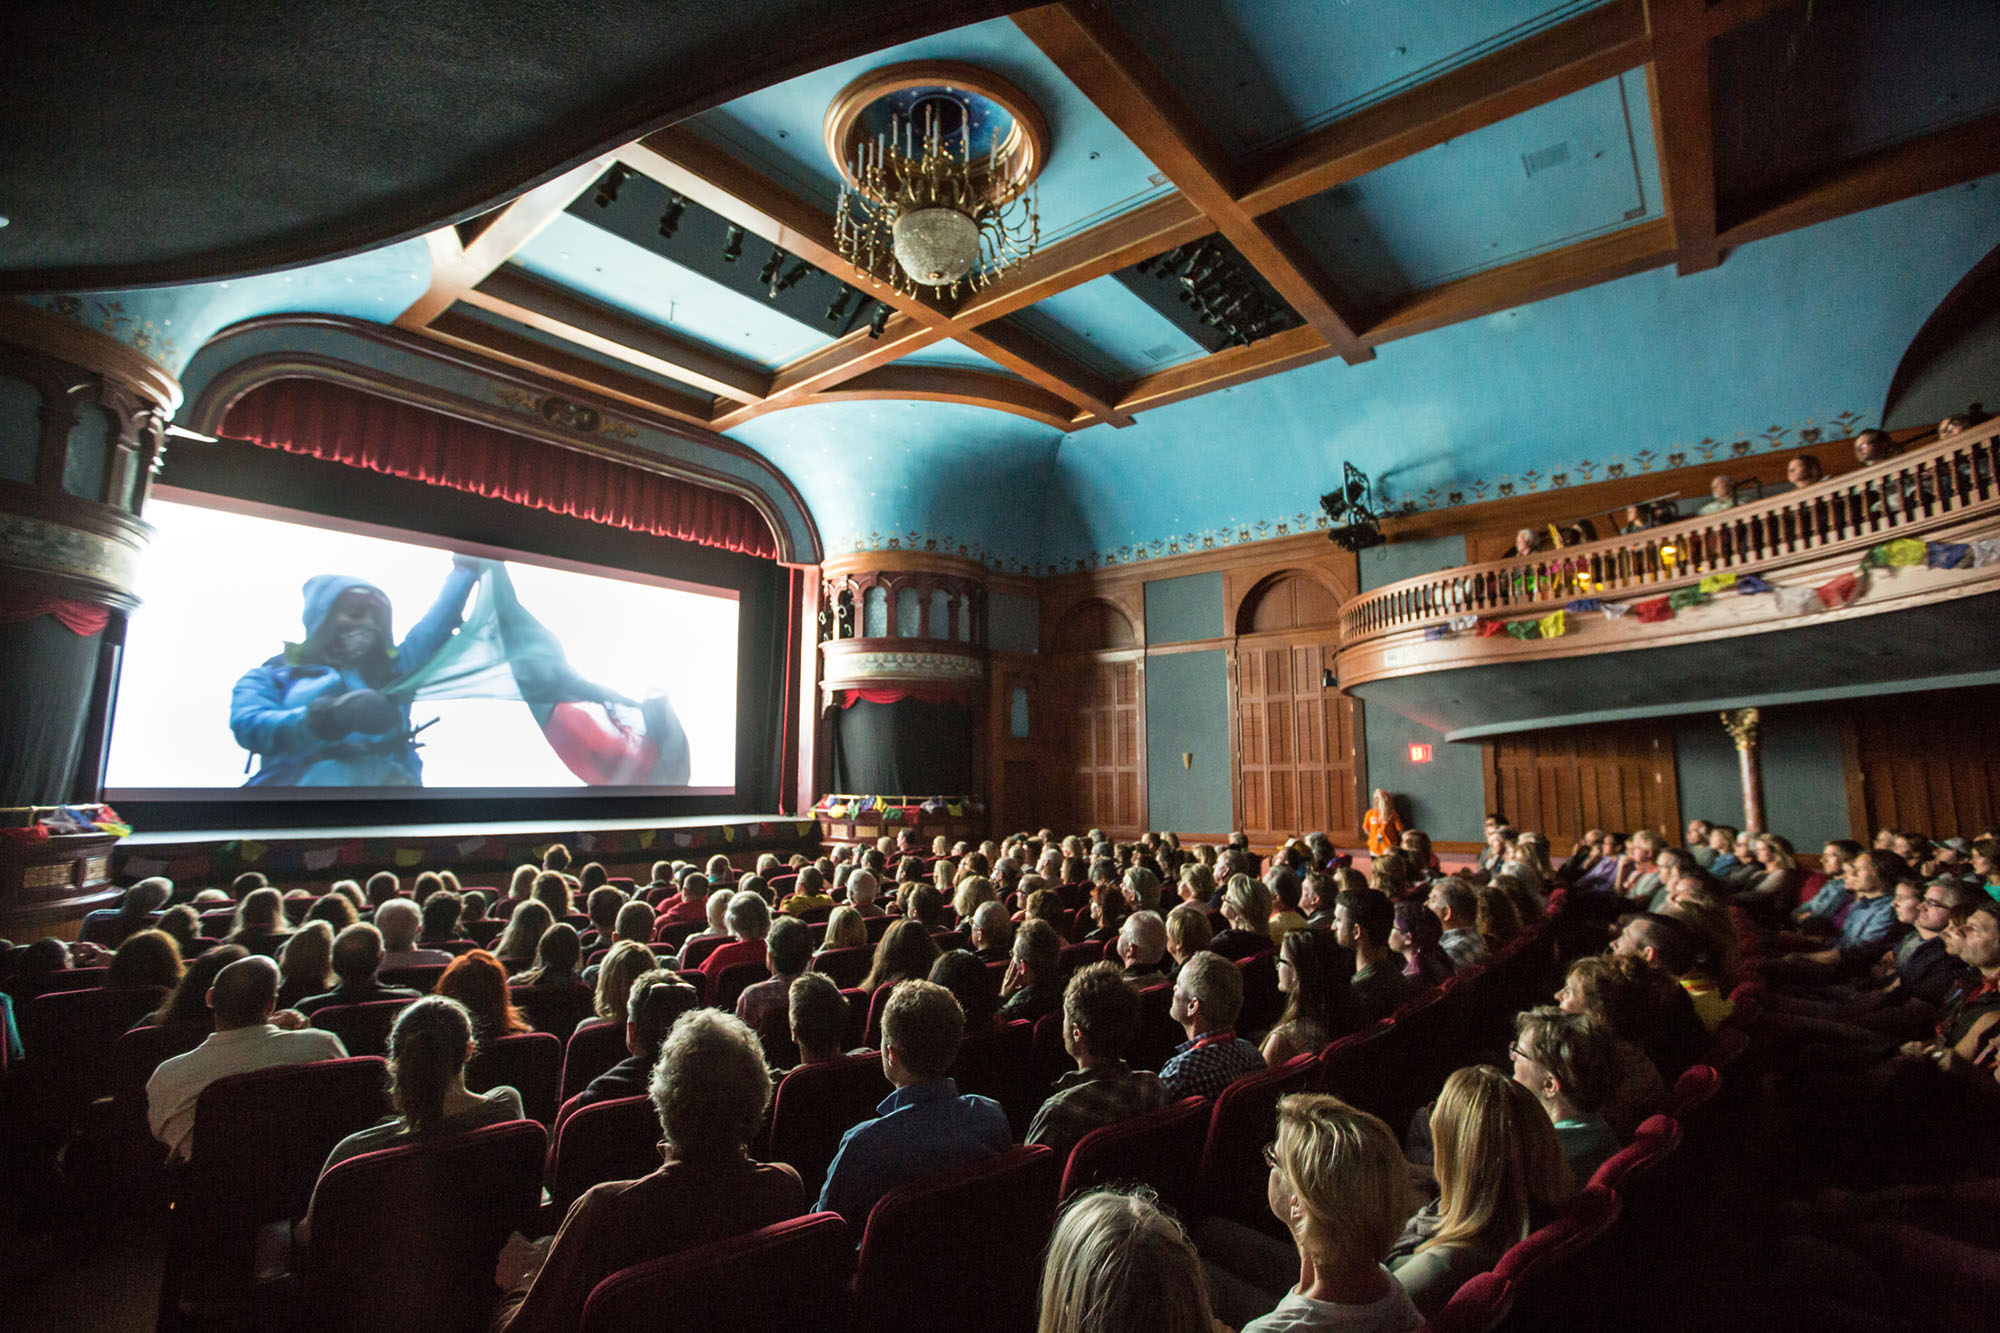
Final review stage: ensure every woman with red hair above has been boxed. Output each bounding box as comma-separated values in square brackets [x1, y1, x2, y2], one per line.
[435, 949, 529, 1044]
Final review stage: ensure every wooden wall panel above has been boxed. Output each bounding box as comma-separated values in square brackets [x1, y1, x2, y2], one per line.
[1850, 686, 2000, 837]
[1483, 721, 1679, 843]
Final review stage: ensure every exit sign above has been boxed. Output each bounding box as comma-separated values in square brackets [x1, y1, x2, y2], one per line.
[1408, 743, 1434, 763]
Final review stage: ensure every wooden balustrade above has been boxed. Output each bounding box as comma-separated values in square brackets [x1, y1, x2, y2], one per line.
[1338, 417, 2000, 647]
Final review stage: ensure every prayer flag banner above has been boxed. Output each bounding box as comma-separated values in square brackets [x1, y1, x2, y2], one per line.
[1972, 538, 2000, 567]
[1538, 610, 1568, 639]
[1506, 620, 1540, 640]
[1737, 575, 1774, 594]
[1773, 587, 1819, 615]
[303, 846, 340, 871]
[1634, 598, 1673, 623]
[1667, 588, 1708, 611]
[1927, 542, 1970, 570]
[1476, 619, 1507, 638]
[1602, 603, 1632, 619]
[1698, 573, 1737, 594]
[1449, 615, 1479, 631]
[1424, 625, 1451, 641]
[1882, 538, 1928, 567]
[394, 847, 424, 867]
[1818, 572, 1863, 610]
[1564, 599, 1601, 614]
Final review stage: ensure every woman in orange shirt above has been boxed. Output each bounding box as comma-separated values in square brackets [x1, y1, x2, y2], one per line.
[1363, 788, 1405, 858]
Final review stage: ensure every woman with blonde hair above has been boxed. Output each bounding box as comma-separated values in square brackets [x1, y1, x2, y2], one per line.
[1165, 903, 1212, 969]
[1246, 1093, 1419, 1332]
[492, 899, 554, 972]
[275, 921, 335, 1010]
[859, 918, 940, 994]
[1212, 874, 1275, 961]
[1729, 832, 1800, 923]
[1387, 1066, 1575, 1318]
[1363, 789, 1404, 859]
[952, 874, 996, 926]
[506, 864, 537, 902]
[1038, 1187, 1216, 1333]
[593, 939, 660, 1026]
[819, 904, 867, 952]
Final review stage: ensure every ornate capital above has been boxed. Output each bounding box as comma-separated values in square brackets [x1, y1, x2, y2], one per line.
[1720, 706, 1760, 751]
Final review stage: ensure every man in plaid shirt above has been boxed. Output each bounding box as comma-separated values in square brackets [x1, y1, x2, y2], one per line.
[1159, 952, 1265, 1099]
[1025, 962, 1171, 1157]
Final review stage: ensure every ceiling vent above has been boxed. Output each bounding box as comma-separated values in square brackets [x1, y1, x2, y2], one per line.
[1522, 142, 1571, 177]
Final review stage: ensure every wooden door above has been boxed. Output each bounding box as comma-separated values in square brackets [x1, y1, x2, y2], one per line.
[1237, 637, 1363, 844]
[1483, 722, 1679, 843]
[1062, 657, 1143, 834]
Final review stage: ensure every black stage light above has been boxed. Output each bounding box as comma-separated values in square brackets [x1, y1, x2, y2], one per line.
[722, 226, 744, 263]
[826, 287, 854, 322]
[775, 259, 812, 293]
[656, 193, 686, 239]
[867, 302, 892, 339]
[759, 247, 785, 289]
[592, 165, 629, 209]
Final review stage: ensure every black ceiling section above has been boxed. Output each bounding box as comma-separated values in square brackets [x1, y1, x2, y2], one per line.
[1113, 235, 1305, 353]
[565, 167, 880, 340]
[0, 0, 1017, 292]
[1708, 0, 2000, 222]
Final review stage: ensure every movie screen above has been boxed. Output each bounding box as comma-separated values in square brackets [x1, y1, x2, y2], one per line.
[105, 493, 739, 798]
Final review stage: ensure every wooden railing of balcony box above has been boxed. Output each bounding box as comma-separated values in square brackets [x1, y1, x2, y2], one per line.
[1338, 416, 2000, 647]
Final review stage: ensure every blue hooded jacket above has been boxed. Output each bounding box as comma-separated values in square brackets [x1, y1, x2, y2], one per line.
[229, 566, 478, 787]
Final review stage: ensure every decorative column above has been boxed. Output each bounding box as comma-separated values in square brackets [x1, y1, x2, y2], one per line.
[1720, 707, 1764, 834]
[0, 300, 177, 929]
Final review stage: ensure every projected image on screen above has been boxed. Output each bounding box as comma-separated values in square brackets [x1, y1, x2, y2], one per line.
[106, 494, 739, 797]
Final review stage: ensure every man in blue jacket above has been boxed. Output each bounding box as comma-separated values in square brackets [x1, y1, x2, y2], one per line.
[229, 558, 481, 786]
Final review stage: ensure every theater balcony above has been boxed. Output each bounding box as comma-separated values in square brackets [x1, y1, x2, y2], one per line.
[1335, 418, 2000, 740]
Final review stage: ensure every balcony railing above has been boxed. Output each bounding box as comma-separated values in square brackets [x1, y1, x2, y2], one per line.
[1338, 416, 2000, 647]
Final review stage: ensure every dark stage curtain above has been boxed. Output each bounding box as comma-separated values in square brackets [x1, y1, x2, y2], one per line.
[0, 615, 103, 805]
[832, 699, 973, 795]
[223, 378, 778, 559]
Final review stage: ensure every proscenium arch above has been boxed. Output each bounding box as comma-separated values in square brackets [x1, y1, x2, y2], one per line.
[178, 314, 823, 564]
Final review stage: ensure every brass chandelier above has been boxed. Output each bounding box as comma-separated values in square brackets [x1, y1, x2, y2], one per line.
[829, 69, 1045, 298]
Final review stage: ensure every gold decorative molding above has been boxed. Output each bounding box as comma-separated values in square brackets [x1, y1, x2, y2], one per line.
[1720, 706, 1760, 751]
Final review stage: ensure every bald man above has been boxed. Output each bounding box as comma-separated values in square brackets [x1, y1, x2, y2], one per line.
[145, 956, 348, 1160]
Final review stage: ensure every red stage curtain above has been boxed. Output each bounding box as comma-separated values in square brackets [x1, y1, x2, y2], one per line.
[837, 686, 968, 708]
[0, 585, 112, 636]
[222, 378, 778, 559]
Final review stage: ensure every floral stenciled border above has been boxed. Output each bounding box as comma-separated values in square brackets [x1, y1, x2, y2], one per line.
[826, 413, 1866, 576]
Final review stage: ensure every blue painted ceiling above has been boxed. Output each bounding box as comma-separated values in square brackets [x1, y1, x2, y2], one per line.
[24, 2, 2000, 577]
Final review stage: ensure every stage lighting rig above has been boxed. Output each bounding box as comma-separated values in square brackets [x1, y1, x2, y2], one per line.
[592, 165, 631, 209]
[866, 302, 892, 339]
[721, 226, 745, 263]
[826, 286, 856, 323]
[1321, 462, 1387, 553]
[759, 247, 785, 290]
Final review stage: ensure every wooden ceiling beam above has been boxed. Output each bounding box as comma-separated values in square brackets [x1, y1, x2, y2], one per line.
[395, 154, 616, 330]
[1116, 325, 1335, 415]
[958, 321, 1127, 426]
[425, 309, 719, 426]
[1014, 1, 1373, 364]
[808, 365, 1084, 430]
[468, 267, 772, 404]
[1646, 0, 1720, 274]
[1363, 218, 1679, 342]
[1236, 0, 1652, 217]
[1715, 109, 2000, 250]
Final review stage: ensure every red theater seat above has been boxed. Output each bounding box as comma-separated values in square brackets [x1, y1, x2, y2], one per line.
[512, 980, 594, 1039]
[468, 1031, 562, 1127]
[811, 944, 873, 989]
[712, 960, 770, 1011]
[311, 998, 417, 1057]
[300, 1120, 545, 1333]
[850, 1145, 1060, 1333]
[1429, 1184, 1623, 1333]
[561, 1020, 629, 1105]
[548, 1094, 662, 1214]
[578, 1213, 853, 1333]
[160, 1057, 391, 1318]
[764, 1051, 892, 1200]
[1059, 1095, 1209, 1217]
[1198, 1052, 1320, 1232]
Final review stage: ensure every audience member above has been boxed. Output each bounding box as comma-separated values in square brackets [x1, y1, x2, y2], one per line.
[1117, 910, 1170, 981]
[146, 956, 348, 1160]
[929, 949, 999, 1032]
[999, 918, 1064, 1023]
[492, 900, 555, 972]
[224, 887, 292, 958]
[589, 940, 658, 1028]
[295, 924, 421, 1015]
[494, 1010, 804, 1333]
[1026, 963, 1170, 1158]
[274, 921, 334, 1010]
[1213, 875, 1276, 961]
[105, 928, 184, 992]
[861, 918, 941, 996]
[1391, 900, 1454, 988]
[1160, 952, 1265, 1099]
[568, 971, 699, 1111]
[1426, 879, 1490, 972]
[698, 891, 771, 980]
[376, 898, 452, 968]
[1511, 1006, 1620, 1180]
[1337, 888, 1419, 1023]
[787, 973, 850, 1067]
[1263, 928, 1350, 1067]
[736, 916, 812, 1032]
[816, 980, 1010, 1224]
[970, 899, 1015, 964]
[436, 950, 530, 1044]
[1038, 1187, 1217, 1333]
[315, 995, 522, 1174]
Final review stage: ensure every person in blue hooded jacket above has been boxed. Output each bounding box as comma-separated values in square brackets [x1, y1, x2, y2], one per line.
[229, 559, 482, 787]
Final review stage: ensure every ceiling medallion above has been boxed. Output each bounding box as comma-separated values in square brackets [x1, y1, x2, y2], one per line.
[826, 61, 1049, 298]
